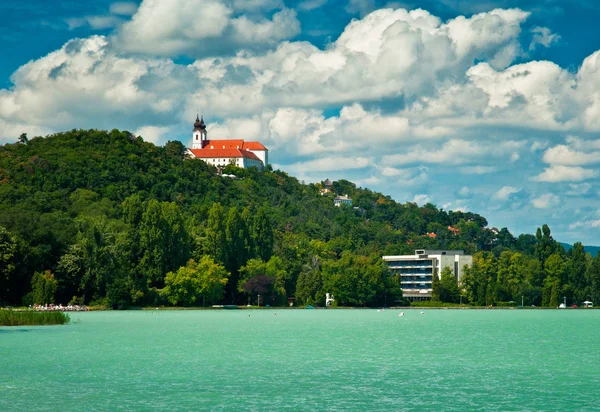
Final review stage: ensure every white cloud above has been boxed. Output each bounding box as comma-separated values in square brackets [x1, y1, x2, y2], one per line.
[533, 165, 599, 182]
[67, 15, 123, 30]
[412, 194, 431, 205]
[381, 139, 523, 166]
[459, 166, 498, 175]
[298, 0, 328, 11]
[566, 183, 592, 196]
[377, 166, 428, 186]
[531, 140, 548, 152]
[531, 193, 559, 209]
[494, 186, 520, 200]
[345, 0, 376, 17]
[542, 144, 600, 166]
[280, 156, 370, 174]
[114, 0, 300, 57]
[134, 125, 173, 144]
[529, 26, 560, 51]
[110, 2, 138, 16]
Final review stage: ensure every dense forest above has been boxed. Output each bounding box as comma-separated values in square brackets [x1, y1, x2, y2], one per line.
[1, 130, 599, 308]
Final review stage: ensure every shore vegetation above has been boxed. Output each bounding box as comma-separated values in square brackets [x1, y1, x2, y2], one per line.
[0, 310, 70, 326]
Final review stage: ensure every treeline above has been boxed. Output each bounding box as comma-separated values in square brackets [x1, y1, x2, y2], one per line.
[0, 129, 598, 308]
[429, 225, 600, 307]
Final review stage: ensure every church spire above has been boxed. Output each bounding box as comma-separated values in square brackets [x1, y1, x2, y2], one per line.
[193, 114, 206, 131]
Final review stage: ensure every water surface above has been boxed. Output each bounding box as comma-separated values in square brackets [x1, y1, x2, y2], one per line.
[1, 309, 598, 411]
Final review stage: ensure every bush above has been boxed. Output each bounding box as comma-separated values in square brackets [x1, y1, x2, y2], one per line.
[0, 310, 70, 326]
[410, 300, 464, 307]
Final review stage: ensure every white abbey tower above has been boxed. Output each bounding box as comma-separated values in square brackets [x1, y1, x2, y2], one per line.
[192, 115, 208, 149]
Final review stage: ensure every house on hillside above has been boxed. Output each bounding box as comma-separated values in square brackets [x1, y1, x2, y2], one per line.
[320, 178, 334, 195]
[186, 115, 268, 170]
[334, 194, 352, 207]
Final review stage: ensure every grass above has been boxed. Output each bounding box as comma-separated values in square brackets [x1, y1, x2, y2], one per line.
[0, 310, 70, 326]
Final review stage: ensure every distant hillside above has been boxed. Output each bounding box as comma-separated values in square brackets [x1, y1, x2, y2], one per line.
[1, 129, 599, 308]
[560, 243, 600, 257]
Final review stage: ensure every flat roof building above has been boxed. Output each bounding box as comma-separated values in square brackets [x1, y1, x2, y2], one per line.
[382, 250, 473, 301]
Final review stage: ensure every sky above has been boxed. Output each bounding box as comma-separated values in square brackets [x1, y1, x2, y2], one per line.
[1, 0, 600, 245]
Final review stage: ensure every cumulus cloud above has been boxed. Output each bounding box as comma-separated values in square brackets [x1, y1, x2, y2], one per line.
[542, 144, 600, 166]
[114, 0, 300, 57]
[494, 186, 520, 200]
[134, 125, 173, 144]
[531, 193, 559, 209]
[533, 165, 599, 182]
[529, 26, 560, 51]
[412, 194, 431, 205]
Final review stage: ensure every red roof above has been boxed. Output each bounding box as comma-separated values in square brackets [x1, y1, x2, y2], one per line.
[197, 140, 267, 151]
[242, 141, 268, 150]
[189, 148, 261, 161]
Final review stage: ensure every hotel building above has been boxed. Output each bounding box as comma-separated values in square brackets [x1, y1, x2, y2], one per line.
[382, 250, 473, 301]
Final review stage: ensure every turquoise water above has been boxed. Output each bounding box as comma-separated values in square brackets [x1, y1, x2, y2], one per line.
[1, 309, 599, 411]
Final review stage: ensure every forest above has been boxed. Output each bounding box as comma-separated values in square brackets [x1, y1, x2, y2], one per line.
[1, 129, 599, 308]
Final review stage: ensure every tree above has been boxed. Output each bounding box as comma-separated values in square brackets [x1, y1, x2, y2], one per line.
[252, 207, 274, 261]
[18, 133, 28, 144]
[238, 257, 288, 305]
[320, 252, 391, 307]
[296, 256, 323, 306]
[587, 253, 600, 304]
[224, 207, 248, 301]
[0, 226, 17, 305]
[164, 257, 229, 306]
[431, 268, 440, 301]
[439, 266, 460, 303]
[566, 242, 587, 301]
[535, 224, 559, 267]
[205, 203, 227, 264]
[31, 270, 58, 305]
[139, 200, 190, 287]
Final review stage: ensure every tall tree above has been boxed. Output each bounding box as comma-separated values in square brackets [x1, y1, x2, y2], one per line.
[567, 242, 588, 301]
[139, 200, 190, 287]
[535, 224, 559, 268]
[431, 268, 440, 302]
[205, 203, 227, 265]
[31, 270, 58, 305]
[252, 207, 274, 262]
[439, 266, 460, 303]
[0, 226, 17, 305]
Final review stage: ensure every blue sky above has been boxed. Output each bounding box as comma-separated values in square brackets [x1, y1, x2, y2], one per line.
[1, 0, 600, 245]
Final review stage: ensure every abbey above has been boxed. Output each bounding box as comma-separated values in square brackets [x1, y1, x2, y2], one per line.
[187, 115, 268, 170]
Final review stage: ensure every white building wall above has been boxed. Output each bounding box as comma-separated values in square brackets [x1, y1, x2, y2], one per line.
[192, 132, 202, 149]
[247, 149, 268, 166]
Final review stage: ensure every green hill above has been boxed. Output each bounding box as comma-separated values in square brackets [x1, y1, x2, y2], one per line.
[560, 243, 600, 257]
[1, 129, 599, 308]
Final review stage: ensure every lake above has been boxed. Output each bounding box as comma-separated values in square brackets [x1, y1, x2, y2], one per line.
[1, 309, 598, 411]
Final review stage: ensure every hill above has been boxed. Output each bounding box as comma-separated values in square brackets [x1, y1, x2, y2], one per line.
[1, 129, 599, 308]
[560, 243, 600, 257]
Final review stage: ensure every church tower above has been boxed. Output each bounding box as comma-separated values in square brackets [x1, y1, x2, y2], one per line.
[192, 114, 207, 149]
